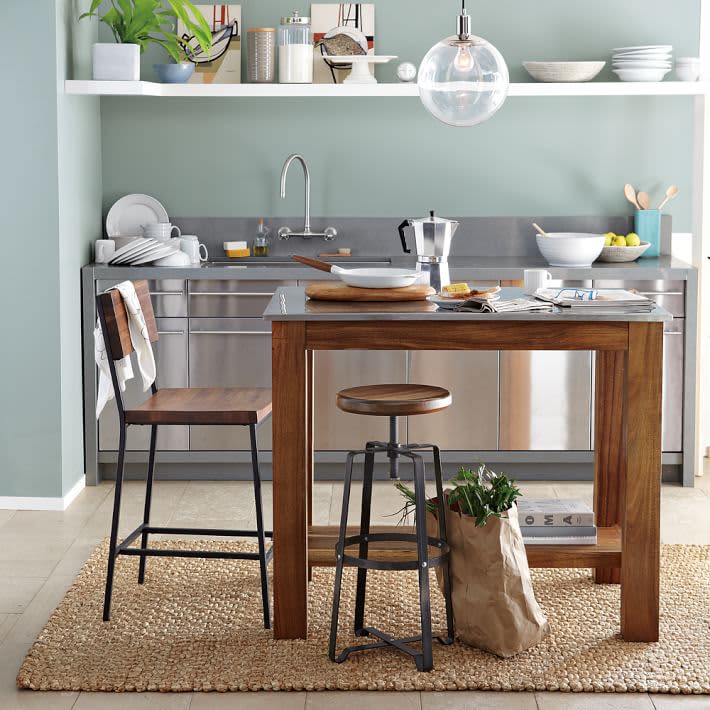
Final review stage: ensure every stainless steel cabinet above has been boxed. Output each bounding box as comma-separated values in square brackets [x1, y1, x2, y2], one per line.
[188, 317, 272, 450]
[98, 318, 189, 451]
[97, 279, 187, 317]
[189, 279, 296, 318]
[499, 280, 593, 450]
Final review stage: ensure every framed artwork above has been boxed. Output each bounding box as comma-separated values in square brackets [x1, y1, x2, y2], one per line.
[178, 4, 242, 84]
[311, 3, 375, 83]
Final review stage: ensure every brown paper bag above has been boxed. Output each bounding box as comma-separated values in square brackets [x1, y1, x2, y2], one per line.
[428, 502, 549, 657]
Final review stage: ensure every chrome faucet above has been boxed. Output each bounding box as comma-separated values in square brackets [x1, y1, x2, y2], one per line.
[277, 154, 337, 241]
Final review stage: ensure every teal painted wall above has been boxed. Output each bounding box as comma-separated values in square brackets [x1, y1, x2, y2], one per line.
[101, 0, 700, 231]
[0, 1, 101, 499]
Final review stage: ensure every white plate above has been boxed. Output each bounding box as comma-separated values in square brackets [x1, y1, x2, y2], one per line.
[129, 244, 179, 265]
[123, 240, 178, 261]
[612, 60, 672, 69]
[613, 45, 672, 53]
[109, 238, 163, 264]
[612, 51, 672, 60]
[331, 265, 419, 288]
[107, 237, 150, 263]
[613, 68, 670, 82]
[106, 194, 169, 237]
[326, 55, 398, 64]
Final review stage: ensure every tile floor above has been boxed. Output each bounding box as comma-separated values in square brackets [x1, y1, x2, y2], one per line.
[0, 469, 708, 710]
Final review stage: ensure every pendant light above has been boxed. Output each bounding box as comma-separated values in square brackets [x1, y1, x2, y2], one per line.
[418, 0, 509, 127]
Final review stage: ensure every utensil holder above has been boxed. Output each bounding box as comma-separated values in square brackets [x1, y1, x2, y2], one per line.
[634, 209, 661, 257]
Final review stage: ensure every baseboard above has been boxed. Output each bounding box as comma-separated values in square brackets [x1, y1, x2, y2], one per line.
[0, 476, 86, 511]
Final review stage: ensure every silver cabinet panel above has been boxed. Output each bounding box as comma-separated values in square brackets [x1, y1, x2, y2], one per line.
[97, 279, 187, 317]
[98, 318, 189, 451]
[593, 279, 684, 317]
[188, 318, 272, 450]
[499, 279, 592, 451]
[314, 351, 408, 450]
[663, 319, 684, 452]
[189, 280, 296, 318]
[408, 351, 499, 450]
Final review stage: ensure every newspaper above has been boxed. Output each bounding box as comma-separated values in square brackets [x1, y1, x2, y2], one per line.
[448, 297, 555, 314]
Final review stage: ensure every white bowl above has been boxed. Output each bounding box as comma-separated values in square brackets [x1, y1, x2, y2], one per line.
[613, 67, 670, 82]
[536, 233, 606, 268]
[676, 65, 700, 81]
[523, 61, 605, 82]
[596, 241, 651, 263]
[152, 251, 192, 267]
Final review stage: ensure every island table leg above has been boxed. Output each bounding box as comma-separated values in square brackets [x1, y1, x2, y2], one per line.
[272, 321, 309, 639]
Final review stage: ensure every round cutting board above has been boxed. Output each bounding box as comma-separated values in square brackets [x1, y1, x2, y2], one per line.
[305, 281, 434, 302]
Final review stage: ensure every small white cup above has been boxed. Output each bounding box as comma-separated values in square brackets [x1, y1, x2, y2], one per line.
[94, 239, 116, 263]
[523, 268, 552, 295]
[676, 65, 700, 82]
[143, 223, 181, 240]
[180, 235, 208, 264]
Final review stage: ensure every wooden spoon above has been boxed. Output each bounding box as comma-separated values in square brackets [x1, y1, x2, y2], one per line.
[637, 191, 651, 210]
[657, 185, 679, 211]
[532, 223, 547, 237]
[624, 183, 642, 210]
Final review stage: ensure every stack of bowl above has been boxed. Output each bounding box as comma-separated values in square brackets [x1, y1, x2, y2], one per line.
[612, 45, 672, 82]
[676, 57, 701, 82]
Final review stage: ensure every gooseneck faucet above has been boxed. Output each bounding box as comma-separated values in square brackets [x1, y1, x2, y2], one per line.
[277, 154, 337, 241]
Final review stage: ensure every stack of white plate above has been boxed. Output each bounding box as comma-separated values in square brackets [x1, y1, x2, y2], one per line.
[108, 238, 179, 266]
[612, 45, 672, 82]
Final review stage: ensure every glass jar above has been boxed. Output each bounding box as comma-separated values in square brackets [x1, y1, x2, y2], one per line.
[278, 11, 313, 84]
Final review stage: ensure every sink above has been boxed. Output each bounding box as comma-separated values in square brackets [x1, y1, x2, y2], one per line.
[204, 258, 392, 268]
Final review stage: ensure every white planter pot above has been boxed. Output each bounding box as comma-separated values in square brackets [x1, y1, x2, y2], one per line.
[92, 43, 140, 81]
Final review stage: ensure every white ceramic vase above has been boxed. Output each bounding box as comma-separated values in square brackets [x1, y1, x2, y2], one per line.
[92, 43, 140, 81]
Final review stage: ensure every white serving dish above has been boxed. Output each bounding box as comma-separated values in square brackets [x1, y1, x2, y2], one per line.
[596, 241, 651, 263]
[613, 68, 670, 82]
[106, 194, 169, 237]
[333, 265, 419, 288]
[535, 233, 606, 268]
[522, 61, 605, 82]
[325, 55, 397, 84]
[612, 60, 672, 70]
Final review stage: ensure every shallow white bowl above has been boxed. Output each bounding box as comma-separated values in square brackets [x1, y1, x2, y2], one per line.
[536, 233, 606, 268]
[613, 67, 671, 82]
[523, 61, 605, 82]
[596, 241, 651, 263]
[676, 66, 701, 81]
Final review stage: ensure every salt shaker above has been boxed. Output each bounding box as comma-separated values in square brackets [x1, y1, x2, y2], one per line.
[278, 11, 313, 83]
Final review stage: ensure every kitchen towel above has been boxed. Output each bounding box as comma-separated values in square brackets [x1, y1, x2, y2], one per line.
[94, 281, 156, 418]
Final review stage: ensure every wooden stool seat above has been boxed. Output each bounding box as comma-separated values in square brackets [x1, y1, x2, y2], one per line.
[125, 387, 272, 426]
[336, 384, 451, 417]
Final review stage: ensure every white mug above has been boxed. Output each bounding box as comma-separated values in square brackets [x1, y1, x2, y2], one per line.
[94, 239, 116, 263]
[523, 268, 552, 295]
[180, 235, 208, 264]
[143, 223, 181, 240]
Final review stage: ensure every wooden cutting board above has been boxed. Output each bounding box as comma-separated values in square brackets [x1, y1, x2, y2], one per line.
[305, 281, 435, 302]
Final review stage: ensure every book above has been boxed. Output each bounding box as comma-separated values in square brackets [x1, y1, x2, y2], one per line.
[523, 535, 597, 546]
[519, 525, 597, 538]
[517, 499, 595, 527]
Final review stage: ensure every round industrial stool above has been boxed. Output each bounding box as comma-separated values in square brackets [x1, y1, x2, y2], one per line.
[329, 384, 455, 672]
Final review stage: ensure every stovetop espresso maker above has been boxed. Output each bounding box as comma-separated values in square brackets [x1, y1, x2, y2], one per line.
[398, 210, 459, 292]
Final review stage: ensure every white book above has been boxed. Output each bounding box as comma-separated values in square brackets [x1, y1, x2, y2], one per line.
[518, 499, 595, 527]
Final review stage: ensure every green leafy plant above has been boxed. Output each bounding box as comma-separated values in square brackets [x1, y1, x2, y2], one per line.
[394, 464, 522, 528]
[80, 0, 212, 63]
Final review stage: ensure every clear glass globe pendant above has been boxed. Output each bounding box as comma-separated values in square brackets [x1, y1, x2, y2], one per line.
[418, 4, 509, 127]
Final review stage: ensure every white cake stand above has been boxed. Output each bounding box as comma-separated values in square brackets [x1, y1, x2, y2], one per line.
[326, 55, 398, 84]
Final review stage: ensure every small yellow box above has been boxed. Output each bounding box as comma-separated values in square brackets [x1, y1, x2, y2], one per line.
[225, 248, 250, 258]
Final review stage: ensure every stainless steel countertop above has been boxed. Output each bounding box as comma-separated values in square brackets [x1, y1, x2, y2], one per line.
[83, 254, 696, 281]
[263, 287, 673, 322]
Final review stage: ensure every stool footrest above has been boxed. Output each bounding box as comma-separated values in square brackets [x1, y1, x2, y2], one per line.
[337, 532, 449, 571]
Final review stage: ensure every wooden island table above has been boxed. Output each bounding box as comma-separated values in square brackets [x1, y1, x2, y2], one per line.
[263, 286, 670, 642]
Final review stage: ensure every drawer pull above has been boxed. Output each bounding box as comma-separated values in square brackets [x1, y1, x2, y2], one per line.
[190, 331, 271, 336]
[157, 330, 185, 335]
[190, 292, 275, 297]
[150, 291, 185, 296]
[664, 331, 684, 336]
[639, 292, 684, 297]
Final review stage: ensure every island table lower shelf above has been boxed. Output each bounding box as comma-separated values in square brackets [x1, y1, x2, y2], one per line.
[308, 525, 622, 569]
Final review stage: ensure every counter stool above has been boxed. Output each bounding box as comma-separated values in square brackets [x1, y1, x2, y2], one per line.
[329, 384, 455, 672]
[96, 280, 273, 628]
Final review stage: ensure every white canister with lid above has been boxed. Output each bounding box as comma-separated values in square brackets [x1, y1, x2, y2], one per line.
[278, 11, 313, 83]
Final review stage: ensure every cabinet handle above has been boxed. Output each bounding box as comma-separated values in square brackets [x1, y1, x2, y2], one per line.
[664, 331, 684, 336]
[638, 291, 684, 297]
[190, 331, 271, 336]
[158, 330, 185, 335]
[190, 292, 275, 297]
[150, 291, 185, 296]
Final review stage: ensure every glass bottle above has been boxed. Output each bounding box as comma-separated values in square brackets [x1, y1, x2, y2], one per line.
[253, 218, 270, 257]
[278, 11, 313, 83]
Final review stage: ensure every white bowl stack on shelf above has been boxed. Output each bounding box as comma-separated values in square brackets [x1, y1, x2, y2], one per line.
[675, 57, 702, 82]
[612, 45, 672, 82]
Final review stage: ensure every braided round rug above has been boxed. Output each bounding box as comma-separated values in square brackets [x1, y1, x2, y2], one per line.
[16, 541, 710, 694]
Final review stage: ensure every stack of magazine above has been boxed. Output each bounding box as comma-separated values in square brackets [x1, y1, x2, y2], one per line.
[518, 499, 597, 545]
[534, 287, 656, 314]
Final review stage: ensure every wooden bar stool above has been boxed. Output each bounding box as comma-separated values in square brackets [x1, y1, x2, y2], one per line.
[96, 280, 273, 628]
[329, 384, 455, 672]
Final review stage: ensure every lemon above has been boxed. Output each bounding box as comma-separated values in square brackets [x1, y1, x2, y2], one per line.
[625, 233, 641, 247]
[604, 233, 614, 247]
[612, 236, 627, 247]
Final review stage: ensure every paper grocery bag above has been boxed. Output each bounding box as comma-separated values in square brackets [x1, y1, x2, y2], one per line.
[428, 502, 549, 657]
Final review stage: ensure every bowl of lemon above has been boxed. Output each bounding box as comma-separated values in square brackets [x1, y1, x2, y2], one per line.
[596, 232, 651, 262]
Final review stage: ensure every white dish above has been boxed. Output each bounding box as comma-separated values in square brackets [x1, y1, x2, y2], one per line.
[613, 45, 672, 53]
[106, 194, 169, 237]
[331, 265, 419, 288]
[109, 238, 163, 264]
[613, 68, 670, 82]
[522, 61, 605, 83]
[676, 66, 701, 81]
[612, 61, 672, 69]
[325, 55, 397, 84]
[129, 244, 179, 265]
[108, 237, 150, 263]
[535, 233, 606, 268]
[596, 241, 651, 263]
[612, 53, 672, 62]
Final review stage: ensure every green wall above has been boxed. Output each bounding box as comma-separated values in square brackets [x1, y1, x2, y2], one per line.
[102, 0, 700, 231]
[0, 1, 101, 499]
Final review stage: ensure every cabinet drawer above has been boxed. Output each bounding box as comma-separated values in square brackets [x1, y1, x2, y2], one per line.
[98, 279, 187, 317]
[189, 280, 296, 317]
[593, 279, 684, 317]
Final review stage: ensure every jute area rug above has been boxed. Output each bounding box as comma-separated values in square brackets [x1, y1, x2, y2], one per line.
[16, 541, 710, 694]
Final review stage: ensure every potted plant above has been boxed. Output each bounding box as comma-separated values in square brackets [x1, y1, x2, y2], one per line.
[80, 0, 212, 81]
[396, 464, 549, 657]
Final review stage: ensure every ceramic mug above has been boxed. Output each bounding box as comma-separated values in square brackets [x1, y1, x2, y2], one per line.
[180, 235, 208, 264]
[523, 268, 552, 295]
[143, 223, 181, 240]
[94, 239, 116, 263]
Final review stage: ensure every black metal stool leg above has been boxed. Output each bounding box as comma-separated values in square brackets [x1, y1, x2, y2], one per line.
[388, 416, 400, 479]
[137, 424, 157, 584]
[354, 444, 375, 636]
[103, 423, 127, 622]
[249, 424, 271, 629]
[330, 450, 359, 661]
[432, 445, 454, 643]
[413, 454, 433, 671]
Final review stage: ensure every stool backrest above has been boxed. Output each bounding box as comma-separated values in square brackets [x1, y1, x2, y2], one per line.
[97, 280, 159, 361]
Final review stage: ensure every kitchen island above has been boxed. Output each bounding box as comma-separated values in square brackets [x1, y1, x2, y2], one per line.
[264, 286, 671, 642]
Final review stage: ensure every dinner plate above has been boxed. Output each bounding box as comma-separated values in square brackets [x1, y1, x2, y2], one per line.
[612, 61, 672, 69]
[117, 243, 171, 264]
[108, 237, 150, 264]
[129, 244, 179, 265]
[613, 45, 672, 53]
[106, 194, 169, 237]
[109, 238, 163, 264]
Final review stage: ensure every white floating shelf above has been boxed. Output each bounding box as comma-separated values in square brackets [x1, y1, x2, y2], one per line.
[65, 79, 710, 98]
